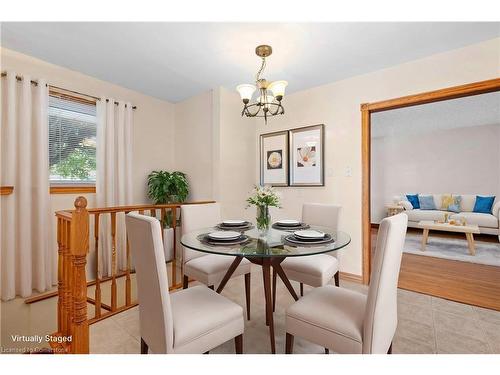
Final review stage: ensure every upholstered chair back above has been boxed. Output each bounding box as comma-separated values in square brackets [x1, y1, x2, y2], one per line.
[181, 203, 221, 264]
[126, 213, 174, 354]
[362, 213, 408, 354]
[302, 203, 342, 257]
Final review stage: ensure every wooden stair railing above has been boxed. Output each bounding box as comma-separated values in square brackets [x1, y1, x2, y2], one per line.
[51, 197, 215, 354]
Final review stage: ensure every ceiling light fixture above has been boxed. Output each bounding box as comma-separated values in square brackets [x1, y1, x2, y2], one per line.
[236, 45, 288, 124]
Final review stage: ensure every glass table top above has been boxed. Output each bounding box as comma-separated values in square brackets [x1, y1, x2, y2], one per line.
[181, 225, 351, 258]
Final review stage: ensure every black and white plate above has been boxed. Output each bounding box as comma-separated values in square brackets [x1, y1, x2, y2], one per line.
[285, 233, 334, 246]
[216, 221, 253, 231]
[222, 220, 247, 226]
[207, 231, 241, 241]
[275, 219, 301, 227]
[200, 234, 250, 246]
[272, 222, 310, 231]
[294, 230, 326, 240]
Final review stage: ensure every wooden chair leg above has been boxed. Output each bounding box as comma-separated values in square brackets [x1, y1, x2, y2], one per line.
[208, 285, 214, 290]
[300, 283, 304, 297]
[235, 334, 243, 354]
[272, 268, 277, 312]
[141, 338, 148, 354]
[244, 273, 251, 320]
[183, 275, 189, 289]
[334, 272, 339, 287]
[387, 342, 393, 354]
[285, 333, 294, 354]
[324, 348, 329, 354]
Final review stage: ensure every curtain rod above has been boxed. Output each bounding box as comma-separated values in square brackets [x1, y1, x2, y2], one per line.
[1, 72, 137, 110]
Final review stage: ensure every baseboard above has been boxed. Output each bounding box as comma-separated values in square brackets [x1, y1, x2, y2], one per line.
[339, 272, 363, 283]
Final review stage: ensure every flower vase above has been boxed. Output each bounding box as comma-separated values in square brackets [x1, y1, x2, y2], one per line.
[256, 205, 271, 236]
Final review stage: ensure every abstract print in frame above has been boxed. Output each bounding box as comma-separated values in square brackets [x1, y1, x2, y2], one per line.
[289, 124, 324, 186]
[260, 130, 289, 186]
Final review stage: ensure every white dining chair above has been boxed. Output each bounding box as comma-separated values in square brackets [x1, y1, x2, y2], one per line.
[284, 213, 408, 354]
[181, 203, 252, 319]
[126, 213, 244, 354]
[273, 204, 341, 309]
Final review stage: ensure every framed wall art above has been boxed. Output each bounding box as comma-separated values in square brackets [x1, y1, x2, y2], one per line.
[289, 124, 324, 186]
[260, 130, 289, 186]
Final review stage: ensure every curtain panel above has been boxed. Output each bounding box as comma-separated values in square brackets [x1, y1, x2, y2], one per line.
[0, 71, 54, 301]
[96, 98, 133, 277]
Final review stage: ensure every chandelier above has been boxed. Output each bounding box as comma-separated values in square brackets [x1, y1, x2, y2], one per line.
[236, 45, 288, 124]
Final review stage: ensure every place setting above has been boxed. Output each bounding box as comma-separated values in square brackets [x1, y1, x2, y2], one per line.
[216, 219, 254, 231]
[272, 219, 310, 231]
[284, 229, 335, 246]
[198, 230, 251, 246]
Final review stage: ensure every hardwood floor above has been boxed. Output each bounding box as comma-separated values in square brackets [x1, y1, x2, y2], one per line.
[372, 227, 500, 311]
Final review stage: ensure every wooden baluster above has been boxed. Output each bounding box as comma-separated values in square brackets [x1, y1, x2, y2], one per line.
[160, 208, 166, 241]
[94, 213, 101, 318]
[56, 217, 64, 334]
[110, 212, 117, 311]
[139, 210, 144, 215]
[150, 208, 156, 218]
[171, 206, 177, 286]
[70, 197, 90, 354]
[63, 219, 72, 339]
[125, 211, 132, 306]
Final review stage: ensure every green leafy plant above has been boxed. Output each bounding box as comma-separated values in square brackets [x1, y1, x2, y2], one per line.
[147, 171, 189, 227]
[52, 148, 96, 180]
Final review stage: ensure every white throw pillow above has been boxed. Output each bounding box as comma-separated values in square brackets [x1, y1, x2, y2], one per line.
[399, 201, 413, 211]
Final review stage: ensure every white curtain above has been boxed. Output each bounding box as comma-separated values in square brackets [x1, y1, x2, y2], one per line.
[1, 71, 54, 301]
[96, 98, 133, 277]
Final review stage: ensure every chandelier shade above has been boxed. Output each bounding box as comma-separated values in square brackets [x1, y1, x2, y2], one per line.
[236, 45, 287, 124]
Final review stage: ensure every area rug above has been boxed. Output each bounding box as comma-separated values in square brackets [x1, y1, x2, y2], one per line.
[403, 232, 500, 266]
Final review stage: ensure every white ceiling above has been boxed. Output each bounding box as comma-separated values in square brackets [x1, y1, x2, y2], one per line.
[371, 91, 500, 138]
[1, 22, 499, 103]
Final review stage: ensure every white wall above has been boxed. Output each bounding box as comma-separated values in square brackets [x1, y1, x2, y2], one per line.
[174, 90, 214, 201]
[250, 37, 500, 276]
[371, 124, 500, 223]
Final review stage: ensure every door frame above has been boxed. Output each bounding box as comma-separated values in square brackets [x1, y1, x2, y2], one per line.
[360, 77, 500, 285]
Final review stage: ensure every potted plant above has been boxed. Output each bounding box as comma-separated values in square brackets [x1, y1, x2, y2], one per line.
[147, 170, 189, 261]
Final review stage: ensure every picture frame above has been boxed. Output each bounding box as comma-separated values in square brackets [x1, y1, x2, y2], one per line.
[289, 124, 325, 186]
[259, 130, 289, 186]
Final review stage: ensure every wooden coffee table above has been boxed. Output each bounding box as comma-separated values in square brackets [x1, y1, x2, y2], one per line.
[417, 220, 480, 255]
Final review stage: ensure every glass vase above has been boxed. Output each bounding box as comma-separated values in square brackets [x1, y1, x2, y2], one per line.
[256, 205, 271, 236]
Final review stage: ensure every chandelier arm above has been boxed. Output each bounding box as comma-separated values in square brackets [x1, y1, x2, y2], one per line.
[244, 104, 262, 117]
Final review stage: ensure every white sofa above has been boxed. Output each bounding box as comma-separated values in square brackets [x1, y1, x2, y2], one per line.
[395, 194, 500, 241]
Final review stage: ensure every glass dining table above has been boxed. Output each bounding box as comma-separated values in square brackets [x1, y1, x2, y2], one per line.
[181, 225, 351, 354]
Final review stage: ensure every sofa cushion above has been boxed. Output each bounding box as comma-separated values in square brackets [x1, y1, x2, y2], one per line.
[441, 194, 454, 210]
[473, 196, 496, 214]
[460, 195, 476, 212]
[419, 195, 436, 210]
[451, 212, 498, 229]
[406, 194, 420, 209]
[405, 209, 449, 223]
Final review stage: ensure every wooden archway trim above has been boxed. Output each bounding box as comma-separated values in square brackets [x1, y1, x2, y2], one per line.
[360, 77, 500, 285]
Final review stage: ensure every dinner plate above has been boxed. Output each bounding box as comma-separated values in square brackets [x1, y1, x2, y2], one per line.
[275, 219, 301, 227]
[294, 229, 326, 239]
[222, 220, 247, 226]
[285, 234, 334, 245]
[207, 231, 241, 241]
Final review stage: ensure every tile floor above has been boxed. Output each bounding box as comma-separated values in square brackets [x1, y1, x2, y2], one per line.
[88, 266, 500, 354]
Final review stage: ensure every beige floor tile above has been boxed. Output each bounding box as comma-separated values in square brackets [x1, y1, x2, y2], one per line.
[397, 288, 432, 307]
[433, 310, 485, 340]
[113, 307, 140, 340]
[473, 306, 500, 325]
[398, 301, 434, 325]
[393, 335, 436, 354]
[435, 329, 492, 354]
[431, 297, 475, 317]
[90, 317, 140, 354]
[476, 320, 500, 353]
[395, 317, 435, 348]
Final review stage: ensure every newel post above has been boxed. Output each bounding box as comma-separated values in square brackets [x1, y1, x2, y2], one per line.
[70, 196, 90, 353]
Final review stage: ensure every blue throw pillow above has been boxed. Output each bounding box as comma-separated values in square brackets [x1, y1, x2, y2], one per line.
[473, 196, 495, 214]
[448, 196, 462, 213]
[406, 194, 420, 209]
[419, 195, 436, 210]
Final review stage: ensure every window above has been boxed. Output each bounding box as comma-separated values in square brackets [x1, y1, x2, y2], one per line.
[49, 95, 97, 185]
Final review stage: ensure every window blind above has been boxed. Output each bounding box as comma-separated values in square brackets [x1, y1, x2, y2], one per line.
[49, 95, 97, 184]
